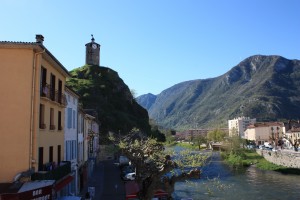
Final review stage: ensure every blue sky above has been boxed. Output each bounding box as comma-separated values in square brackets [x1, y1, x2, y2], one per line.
[1, 0, 299, 96]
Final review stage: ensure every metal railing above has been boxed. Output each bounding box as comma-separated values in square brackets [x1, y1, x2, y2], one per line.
[31, 161, 71, 181]
[40, 84, 67, 107]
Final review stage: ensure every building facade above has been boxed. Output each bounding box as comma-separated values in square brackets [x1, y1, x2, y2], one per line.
[228, 116, 256, 138]
[0, 35, 70, 183]
[284, 127, 300, 149]
[64, 86, 80, 196]
[244, 122, 285, 146]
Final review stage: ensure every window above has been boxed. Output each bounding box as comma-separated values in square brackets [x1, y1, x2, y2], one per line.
[57, 145, 61, 164]
[58, 79, 62, 104]
[39, 104, 46, 129]
[50, 108, 55, 130]
[40, 67, 47, 97]
[49, 146, 53, 163]
[50, 74, 56, 101]
[66, 141, 70, 160]
[73, 110, 76, 129]
[58, 111, 62, 130]
[67, 108, 72, 128]
[38, 147, 44, 171]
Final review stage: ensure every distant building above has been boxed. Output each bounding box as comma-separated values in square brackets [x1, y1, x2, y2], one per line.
[228, 116, 256, 138]
[177, 128, 228, 141]
[284, 127, 300, 149]
[244, 122, 285, 145]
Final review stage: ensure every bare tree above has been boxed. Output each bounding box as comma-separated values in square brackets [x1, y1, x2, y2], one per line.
[111, 129, 208, 200]
[283, 133, 299, 151]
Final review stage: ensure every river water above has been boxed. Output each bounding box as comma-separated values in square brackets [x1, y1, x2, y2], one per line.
[172, 150, 300, 200]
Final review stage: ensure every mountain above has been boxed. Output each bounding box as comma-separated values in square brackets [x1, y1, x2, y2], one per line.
[67, 65, 151, 135]
[136, 55, 300, 130]
[135, 93, 157, 110]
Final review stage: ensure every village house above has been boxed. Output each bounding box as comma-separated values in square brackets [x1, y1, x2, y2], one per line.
[64, 86, 80, 196]
[244, 122, 285, 146]
[284, 127, 300, 149]
[0, 35, 72, 198]
[0, 34, 102, 199]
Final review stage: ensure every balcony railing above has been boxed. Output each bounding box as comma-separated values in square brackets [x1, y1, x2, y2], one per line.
[39, 123, 46, 129]
[58, 125, 63, 131]
[50, 124, 56, 130]
[40, 84, 67, 107]
[31, 161, 71, 181]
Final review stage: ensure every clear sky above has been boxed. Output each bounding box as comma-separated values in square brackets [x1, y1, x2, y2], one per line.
[1, 0, 299, 96]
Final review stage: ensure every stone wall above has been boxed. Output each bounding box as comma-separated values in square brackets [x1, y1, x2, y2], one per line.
[256, 149, 300, 168]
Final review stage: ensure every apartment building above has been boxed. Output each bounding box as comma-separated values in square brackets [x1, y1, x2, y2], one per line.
[244, 122, 285, 146]
[0, 35, 102, 199]
[0, 35, 70, 184]
[228, 116, 256, 138]
[64, 86, 80, 196]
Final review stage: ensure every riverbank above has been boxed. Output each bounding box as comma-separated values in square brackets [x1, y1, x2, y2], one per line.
[221, 149, 300, 175]
[165, 141, 206, 150]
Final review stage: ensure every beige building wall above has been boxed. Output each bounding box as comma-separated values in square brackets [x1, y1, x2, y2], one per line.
[0, 48, 35, 182]
[245, 123, 285, 145]
[0, 39, 69, 183]
[38, 58, 66, 168]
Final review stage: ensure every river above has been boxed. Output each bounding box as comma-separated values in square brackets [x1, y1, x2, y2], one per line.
[171, 149, 300, 200]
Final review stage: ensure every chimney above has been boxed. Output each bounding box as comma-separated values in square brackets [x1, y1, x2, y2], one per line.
[36, 34, 44, 44]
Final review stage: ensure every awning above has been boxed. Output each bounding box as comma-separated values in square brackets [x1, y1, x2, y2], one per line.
[54, 176, 74, 191]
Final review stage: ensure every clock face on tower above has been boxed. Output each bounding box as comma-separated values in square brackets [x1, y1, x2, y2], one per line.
[92, 44, 97, 49]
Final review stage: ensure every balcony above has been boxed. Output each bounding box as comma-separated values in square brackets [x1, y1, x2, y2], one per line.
[39, 123, 46, 129]
[31, 161, 71, 181]
[50, 124, 56, 130]
[58, 125, 63, 131]
[40, 84, 67, 107]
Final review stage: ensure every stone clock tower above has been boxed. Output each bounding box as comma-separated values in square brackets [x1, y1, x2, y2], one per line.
[85, 34, 100, 66]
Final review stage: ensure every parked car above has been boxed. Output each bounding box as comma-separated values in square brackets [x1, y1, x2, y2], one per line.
[264, 142, 273, 149]
[247, 145, 256, 149]
[121, 165, 135, 179]
[124, 172, 136, 181]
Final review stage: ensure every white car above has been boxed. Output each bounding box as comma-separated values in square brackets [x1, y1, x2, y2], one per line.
[124, 172, 136, 180]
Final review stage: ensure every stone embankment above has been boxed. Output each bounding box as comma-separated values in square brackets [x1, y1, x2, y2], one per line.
[257, 149, 300, 168]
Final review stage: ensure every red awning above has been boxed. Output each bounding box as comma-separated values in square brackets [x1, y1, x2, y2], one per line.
[54, 176, 74, 191]
[125, 181, 140, 195]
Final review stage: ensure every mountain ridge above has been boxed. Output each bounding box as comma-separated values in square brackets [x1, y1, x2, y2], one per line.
[136, 55, 300, 130]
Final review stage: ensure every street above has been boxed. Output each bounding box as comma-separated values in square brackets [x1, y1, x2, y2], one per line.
[82, 146, 126, 200]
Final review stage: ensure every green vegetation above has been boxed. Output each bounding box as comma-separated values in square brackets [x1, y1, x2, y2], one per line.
[207, 129, 227, 142]
[220, 135, 300, 174]
[67, 65, 152, 137]
[222, 150, 266, 168]
[222, 149, 300, 174]
[175, 142, 199, 150]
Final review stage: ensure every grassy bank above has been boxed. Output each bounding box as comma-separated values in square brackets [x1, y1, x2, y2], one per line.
[165, 142, 206, 151]
[221, 150, 300, 175]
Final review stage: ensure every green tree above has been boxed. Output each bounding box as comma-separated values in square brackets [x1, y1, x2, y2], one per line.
[207, 129, 227, 142]
[194, 134, 208, 150]
[229, 127, 238, 136]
